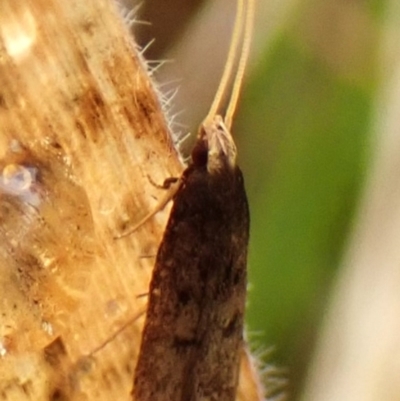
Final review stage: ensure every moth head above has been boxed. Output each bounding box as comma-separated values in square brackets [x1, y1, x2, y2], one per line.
[192, 115, 237, 174]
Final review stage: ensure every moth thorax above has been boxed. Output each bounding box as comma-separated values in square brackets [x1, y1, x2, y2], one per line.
[204, 116, 237, 174]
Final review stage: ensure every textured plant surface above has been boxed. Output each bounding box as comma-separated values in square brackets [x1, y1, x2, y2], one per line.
[0, 1, 265, 400]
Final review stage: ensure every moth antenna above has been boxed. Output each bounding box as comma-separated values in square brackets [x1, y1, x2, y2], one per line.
[225, 0, 255, 130]
[204, 0, 245, 125]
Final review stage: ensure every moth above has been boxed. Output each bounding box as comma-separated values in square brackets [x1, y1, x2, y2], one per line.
[133, 0, 255, 400]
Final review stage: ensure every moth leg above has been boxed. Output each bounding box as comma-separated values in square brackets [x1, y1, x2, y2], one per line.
[114, 176, 182, 239]
[82, 307, 146, 357]
[146, 174, 179, 190]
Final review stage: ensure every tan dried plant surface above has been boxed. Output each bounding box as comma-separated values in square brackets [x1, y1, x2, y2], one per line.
[0, 1, 264, 400]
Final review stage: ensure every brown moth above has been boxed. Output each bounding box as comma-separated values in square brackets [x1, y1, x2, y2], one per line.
[133, 0, 255, 400]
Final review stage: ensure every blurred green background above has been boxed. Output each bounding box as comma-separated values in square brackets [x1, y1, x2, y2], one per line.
[238, 21, 374, 400]
[133, 0, 386, 398]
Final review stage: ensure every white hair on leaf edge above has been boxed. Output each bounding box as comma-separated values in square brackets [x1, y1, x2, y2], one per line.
[115, 0, 190, 165]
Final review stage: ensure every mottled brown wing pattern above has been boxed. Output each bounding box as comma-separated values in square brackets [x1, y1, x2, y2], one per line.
[133, 119, 249, 401]
[133, 0, 255, 398]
